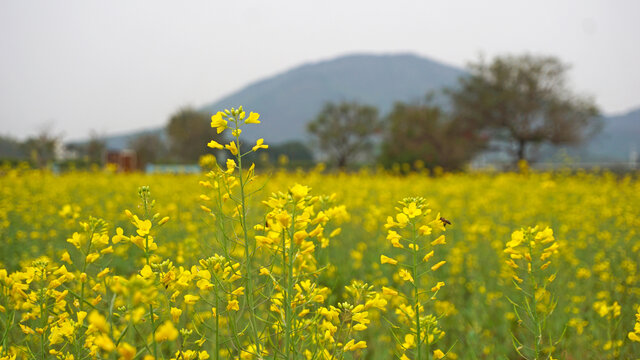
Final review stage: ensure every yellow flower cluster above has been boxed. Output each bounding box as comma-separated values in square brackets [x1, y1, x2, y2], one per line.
[380, 198, 448, 359]
[1, 106, 639, 359]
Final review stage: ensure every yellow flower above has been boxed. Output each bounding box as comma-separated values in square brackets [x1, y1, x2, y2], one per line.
[290, 184, 310, 200]
[207, 140, 223, 149]
[399, 269, 414, 283]
[431, 261, 446, 271]
[77, 311, 87, 325]
[67, 232, 83, 249]
[418, 225, 432, 235]
[117, 342, 136, 360]
[97, 268, 110, 278]
[403, 202, 422, 218]
[155, 321, 179, 342]
[245, 112, 260, 124]
[252, 138, 269, 152]
[225, 141, 238, 155]
[396, 213, 409, 227]
[112, 227, 128, 244]
[225, 159, 236, 174]
[433, 349, 445, 359]
[343, 339, 367, 351]
[134, 219, 152, 237]
[231, 287, 245, 296]
[423, 250, 434, 262]
[94, 333, 115, 352]
[402, 334, 416, 349]
[362, 293, 386, 310]
[85, 253, 100, 263]
[431, 235, 446, 246]
[139, 265, 153, 279]
[210, 112, 228, 133]
[431, 281, 445, 292]
[507, 230, 524, 248]
[170, 307, 182, 323]
[535, 227, 554, 243]
[387, 230, 403, 248]
[380, 255, 398, 265]
[60, 251, 72, 264]
[382, 286, 398, 296]
[227, 299, 240, 311]
[184, 295, 200, 305]
[353, 323, 367, 331]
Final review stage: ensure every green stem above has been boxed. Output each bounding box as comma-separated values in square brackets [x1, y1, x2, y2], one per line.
[411, 221, 423, 360]
[141, 195, 158, 360]
[79, 227, 95, 312]
[215, 283, 220, 360]
[284, 203, 297, 360]
[40, 300, 46, 360]
[527, 233, 541, 360]
[235, 124, 262, 356]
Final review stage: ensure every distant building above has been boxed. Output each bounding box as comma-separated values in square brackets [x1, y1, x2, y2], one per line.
[55, 143, 80, 161]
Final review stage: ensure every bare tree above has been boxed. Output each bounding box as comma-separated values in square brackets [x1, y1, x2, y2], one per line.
[448, 54, 600, 163]
[307, 101, 380, 169]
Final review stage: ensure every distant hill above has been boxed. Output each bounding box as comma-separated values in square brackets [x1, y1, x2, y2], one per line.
[79, 52, 639, 164]
[587, 108, 640, 161]
[200, 53, 466, 143]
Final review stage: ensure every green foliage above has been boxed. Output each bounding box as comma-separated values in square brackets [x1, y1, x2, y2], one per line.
[0, 135, 26, 160]
[448, 54, 600, 162]
[307, 101, 380, 168]
[244, 140, 314, 169]
[167, 107, 225, 163]
[21, 130, 60, 168]
[267, 141, 313, 162]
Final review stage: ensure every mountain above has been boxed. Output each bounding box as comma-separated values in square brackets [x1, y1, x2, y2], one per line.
[583, 107, 640, 161]
[200, 53, 466, 143]
[81, 52, 639, 165]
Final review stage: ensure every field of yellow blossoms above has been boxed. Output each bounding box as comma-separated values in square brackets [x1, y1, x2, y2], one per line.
[1, 107, 640, 360]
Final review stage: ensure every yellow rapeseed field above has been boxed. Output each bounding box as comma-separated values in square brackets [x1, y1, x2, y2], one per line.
[1, 107, 639, 360]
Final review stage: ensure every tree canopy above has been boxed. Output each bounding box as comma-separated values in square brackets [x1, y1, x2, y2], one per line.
[380, 97, 484, 171]
[448, 54, 600, 162]
[167, 107, 225, 163]
[307, 101, 380, 168]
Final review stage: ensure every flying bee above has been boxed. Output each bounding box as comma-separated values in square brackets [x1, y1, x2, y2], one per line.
[440, 217, 452, 227]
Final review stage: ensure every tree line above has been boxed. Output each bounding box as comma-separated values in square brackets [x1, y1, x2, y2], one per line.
[0, 54, 600, 171]
[308, 54, 600, 170]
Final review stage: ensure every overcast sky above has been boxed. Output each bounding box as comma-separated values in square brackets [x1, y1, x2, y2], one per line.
[1, 0, 639, 140]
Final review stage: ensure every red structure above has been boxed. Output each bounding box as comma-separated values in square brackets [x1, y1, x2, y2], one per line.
[105, 150, 137, 172]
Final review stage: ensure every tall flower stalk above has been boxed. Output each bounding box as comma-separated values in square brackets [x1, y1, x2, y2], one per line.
[504, 226, 560, 360]
[381, 197, 448, 360]
[205, 107, 269, 357]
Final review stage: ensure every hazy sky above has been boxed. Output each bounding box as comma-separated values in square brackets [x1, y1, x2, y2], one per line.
[1, 0, 639, 141]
